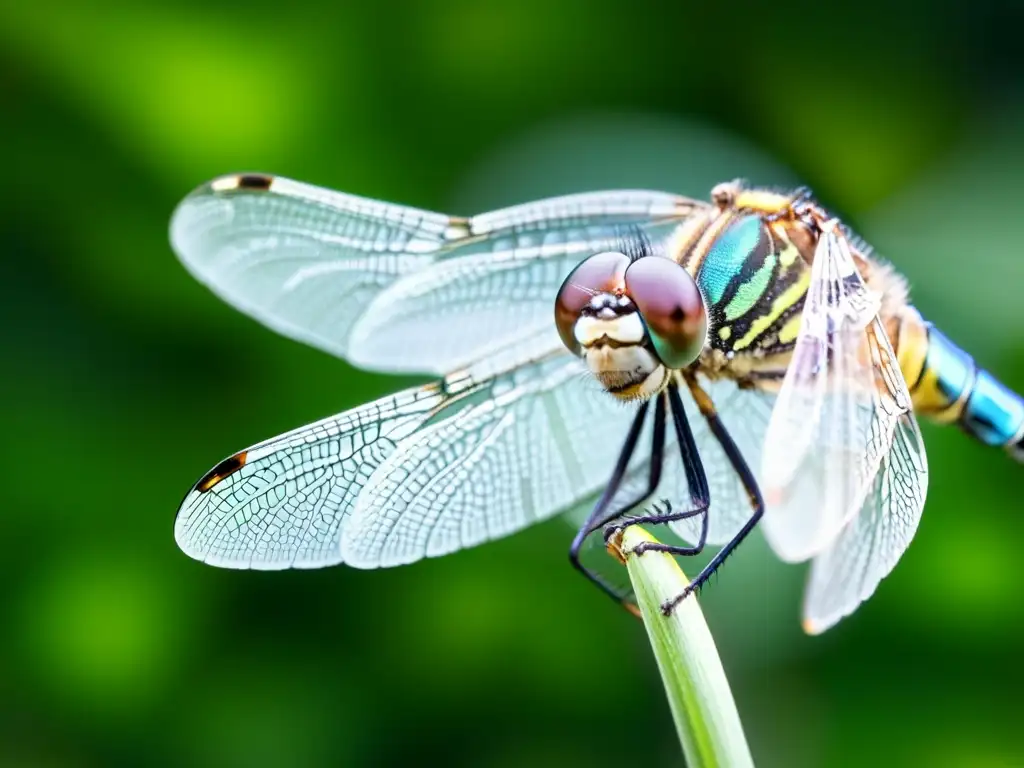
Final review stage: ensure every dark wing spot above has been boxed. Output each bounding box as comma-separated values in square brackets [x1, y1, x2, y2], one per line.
[210, 174, 274, 193]
[195, 451, 248, 493]
[236, 174, 273, 190]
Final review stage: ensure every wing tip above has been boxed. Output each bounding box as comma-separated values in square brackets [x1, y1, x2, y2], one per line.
[172, 453, 250, 569]
[174, 489, 345, 572]
[801, 616, 828, 636]
[171, 510, 275, 572]
[172, 506, 213, 566]
[169, 173, 273, 264]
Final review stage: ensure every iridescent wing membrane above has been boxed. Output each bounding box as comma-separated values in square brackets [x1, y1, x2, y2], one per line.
[171, 174, 709, 569]
[761, 219, 928, 633]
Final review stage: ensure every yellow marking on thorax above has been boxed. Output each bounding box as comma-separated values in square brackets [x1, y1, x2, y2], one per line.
[733, 189, 794, 216]
[666, 210, 716, 271]
[732, 268, 811, 351]
[682, 210, 736, 275]
[777, 313, 802, 345]
[777, 238, 800, 268]
[697, 346, 793, 392]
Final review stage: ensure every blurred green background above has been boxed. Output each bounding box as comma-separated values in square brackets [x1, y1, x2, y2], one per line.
[2, 0, 1023, 766]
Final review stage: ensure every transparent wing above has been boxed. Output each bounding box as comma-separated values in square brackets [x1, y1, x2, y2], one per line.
[338, 330, 650, 567]
[170, 173, 705, 375]
[666, 378, 776, 546]
[800, 407, 927, 634]
[170, 174, 451, 365]
[760, 220, 929, 564]
[175, 328, 646, 569]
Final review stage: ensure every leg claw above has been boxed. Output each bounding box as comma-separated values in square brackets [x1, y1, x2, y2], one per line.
[630, 542, 652, 557]
[660, 585, 696, 616]
[602, 519, 632, 544]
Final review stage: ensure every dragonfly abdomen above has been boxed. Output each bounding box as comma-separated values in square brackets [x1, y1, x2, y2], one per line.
[898, 307, 1024, 461]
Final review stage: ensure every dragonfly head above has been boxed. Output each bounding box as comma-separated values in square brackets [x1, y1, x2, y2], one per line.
[554, 250, 708, 401]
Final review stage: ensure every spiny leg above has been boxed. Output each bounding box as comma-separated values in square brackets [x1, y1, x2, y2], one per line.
[602, 380, 712, 568]
[620, 499, 709, 558]
[568, 396, 665, 606]
[587, 393, 668, 534]
[659, 374, 765, 615]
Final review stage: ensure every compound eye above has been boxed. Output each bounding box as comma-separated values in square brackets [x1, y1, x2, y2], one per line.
[554, 252, 630, 354]
[624, 256, 707, 368]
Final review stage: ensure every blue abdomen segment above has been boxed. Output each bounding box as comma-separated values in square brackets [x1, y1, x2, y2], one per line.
[962, 370, 1024, 451]
[916, 325, 1024, 461]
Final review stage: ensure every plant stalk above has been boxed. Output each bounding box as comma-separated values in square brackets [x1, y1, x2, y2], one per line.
[608, 525, 754, 767]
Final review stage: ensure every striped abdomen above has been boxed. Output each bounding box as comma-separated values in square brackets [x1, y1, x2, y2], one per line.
[896, 307, 1024, 461]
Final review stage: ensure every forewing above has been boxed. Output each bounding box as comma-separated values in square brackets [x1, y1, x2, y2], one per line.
[760, 220, 929, 564]
[801, 408, 928, 634]
[176, 329, 643, 569]
[171, 174, 705, 375]
[170, 174, 453, 364]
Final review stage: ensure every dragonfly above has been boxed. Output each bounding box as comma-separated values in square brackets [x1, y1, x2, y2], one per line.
[170, 173, 1024, 634]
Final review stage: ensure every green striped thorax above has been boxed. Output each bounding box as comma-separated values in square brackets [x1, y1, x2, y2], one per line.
[694, 213, 809, 359]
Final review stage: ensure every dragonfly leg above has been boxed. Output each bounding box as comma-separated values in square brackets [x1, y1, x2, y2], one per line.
[568, 394, 666, 607]
[611, 498, 710, 557]
[659, 374, 765, 616]
[601, 379, 711, 549]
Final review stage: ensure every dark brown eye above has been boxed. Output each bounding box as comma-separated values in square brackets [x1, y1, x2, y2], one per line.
[624, 256, 707, 369]
[554, 251, 630, 354]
